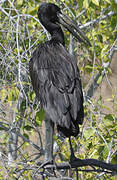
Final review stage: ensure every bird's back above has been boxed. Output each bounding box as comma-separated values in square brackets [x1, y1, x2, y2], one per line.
[29, 40, 84, 137]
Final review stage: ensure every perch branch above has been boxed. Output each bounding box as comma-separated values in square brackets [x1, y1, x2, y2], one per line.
[43, 158, 117, 174]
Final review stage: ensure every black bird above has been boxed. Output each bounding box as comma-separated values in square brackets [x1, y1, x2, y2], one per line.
[29, 3, 90, 163]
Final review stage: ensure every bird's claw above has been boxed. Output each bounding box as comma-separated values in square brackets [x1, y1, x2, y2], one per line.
[39, 159, 54, 169]
[69, 156, 82, 164]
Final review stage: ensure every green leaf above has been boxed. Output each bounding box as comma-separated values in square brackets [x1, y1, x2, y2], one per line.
[104, 114, 115, 121]
[92, 0, 99, 6]
[102, 146, 108, 158]
[36, 109, 45, 122]
[83, 0, 89, 8]
[17, 0, 23, 6]
[78, 0, 83, 8]
[0, 127, 5, 130]
[24, 125, 33, 131]
[28, 91, 35, 101]
[97, 75, 103, 84]
[23, 133, 29, 139]
[0, 89, 7, 101]
[103, 114, 115, 127]
[20, 100, 26, 112]
[111, 154, 117, 164]
[85, 65, 93, 73]
[28, 7, 38, 16]
[84, 128, 96, 139]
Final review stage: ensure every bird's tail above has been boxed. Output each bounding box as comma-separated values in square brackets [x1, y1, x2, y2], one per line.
[57, 120, 79, 138]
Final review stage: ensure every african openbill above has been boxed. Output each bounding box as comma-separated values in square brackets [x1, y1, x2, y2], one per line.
[29, 3, 90, 163]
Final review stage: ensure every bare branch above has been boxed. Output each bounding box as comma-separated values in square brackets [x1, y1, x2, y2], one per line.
[80, 11, 115, 29]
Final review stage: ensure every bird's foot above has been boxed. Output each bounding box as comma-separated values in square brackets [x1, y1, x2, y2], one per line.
[69, 155, 82, 164]
[40, 159, 57, 177]
[39, 159, 54, 169]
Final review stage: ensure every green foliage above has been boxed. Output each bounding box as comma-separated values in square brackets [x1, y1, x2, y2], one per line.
[35, 108, 45, 126]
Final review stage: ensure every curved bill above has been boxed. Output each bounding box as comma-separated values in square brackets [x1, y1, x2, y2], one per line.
[57, 12, 91, 47]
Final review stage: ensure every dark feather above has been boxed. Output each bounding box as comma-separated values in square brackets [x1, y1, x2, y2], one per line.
[29, 3, 87, 138]
[29, 41, 84, 137]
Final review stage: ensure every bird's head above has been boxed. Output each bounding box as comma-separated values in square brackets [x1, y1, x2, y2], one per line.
[38, 3, 61, 25]
[38, 3, 91, 46]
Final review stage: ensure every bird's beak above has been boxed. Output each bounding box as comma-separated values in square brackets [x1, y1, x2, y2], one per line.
[57, 12, 91, 47]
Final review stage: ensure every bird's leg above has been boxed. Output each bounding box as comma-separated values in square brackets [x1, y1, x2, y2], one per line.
[69, 137, 81, 163]
[69, 137, 76, 162]
[39, 117, 54, 171]
[44, 116, 54, 164]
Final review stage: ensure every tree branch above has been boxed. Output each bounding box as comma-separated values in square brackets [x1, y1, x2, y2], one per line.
[44, 158, 117, 174]
[79, 11, 115, 29]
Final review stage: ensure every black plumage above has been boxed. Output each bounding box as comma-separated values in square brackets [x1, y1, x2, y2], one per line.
[29, 3, 90, 162]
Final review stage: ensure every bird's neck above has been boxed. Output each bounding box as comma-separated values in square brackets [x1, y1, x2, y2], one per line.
[50, 28, 65, 46]
[41, 20, 65, 45]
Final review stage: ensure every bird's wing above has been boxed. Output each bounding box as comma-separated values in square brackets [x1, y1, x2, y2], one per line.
[29, 43, 84, 132]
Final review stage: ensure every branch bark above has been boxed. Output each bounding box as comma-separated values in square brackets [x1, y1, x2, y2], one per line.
[44, 158, 117, 173]
[79, 11, 115, 30]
